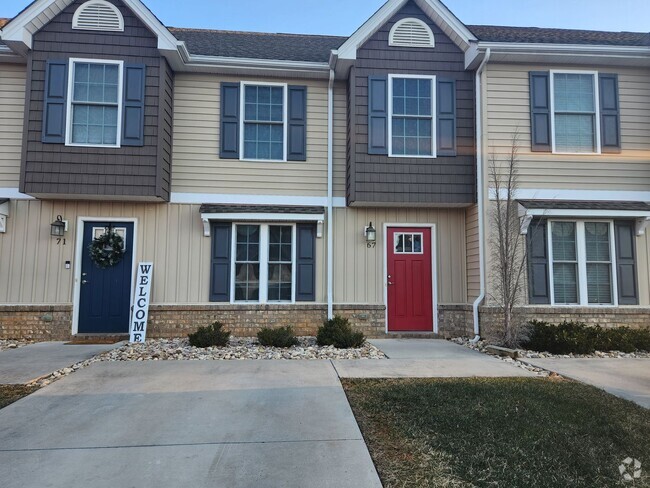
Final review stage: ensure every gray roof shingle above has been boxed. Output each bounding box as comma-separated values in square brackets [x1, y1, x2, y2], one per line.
[170, 28, 346, 62]
[468, 25, 650, 46]
[519, 200, 650, 211]
[200, 204, 325, 215]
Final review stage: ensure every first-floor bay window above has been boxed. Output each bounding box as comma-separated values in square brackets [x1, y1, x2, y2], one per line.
[549, 220, 616, 305]
[232, 223, 295, 303]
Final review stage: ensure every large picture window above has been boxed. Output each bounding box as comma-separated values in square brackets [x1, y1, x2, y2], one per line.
[549, 220, 616, 305]
[232, 224, 295, 303]
[551, 71, 600, 154]
[242, 83, 286, 161]
[67, 59, 123, 147]
[388, 75, 435, 157]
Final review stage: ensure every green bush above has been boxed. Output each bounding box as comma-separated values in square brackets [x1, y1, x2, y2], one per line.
[316, 316, 365, 349]
[257, 326, 299, 348]
[523, 320, 650, 354]
[188, 322, 231, 348]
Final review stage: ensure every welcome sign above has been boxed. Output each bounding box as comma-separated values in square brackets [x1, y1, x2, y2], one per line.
[130, 262, 153, 343]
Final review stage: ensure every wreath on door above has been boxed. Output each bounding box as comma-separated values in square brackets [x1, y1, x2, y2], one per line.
[88, 229, 125, 269]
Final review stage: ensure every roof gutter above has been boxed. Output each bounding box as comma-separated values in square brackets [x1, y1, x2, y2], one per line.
[472, 47, 491, 342]
[183, 54, 330, 74]
[476, 41, 650, 55]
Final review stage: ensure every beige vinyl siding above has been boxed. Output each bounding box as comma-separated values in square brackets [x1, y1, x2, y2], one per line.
[0, 64, 26, 188]
[333, 82, 347, 198]
[0, 200, 326, 304]
[172, 74, 339, 197]
[465, 204, 480, 300]
[332, 207, 467, 305]
[486, 63, 650, 190]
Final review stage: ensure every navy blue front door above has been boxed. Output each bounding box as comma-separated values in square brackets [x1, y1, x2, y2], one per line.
[78, 222, 134, 334]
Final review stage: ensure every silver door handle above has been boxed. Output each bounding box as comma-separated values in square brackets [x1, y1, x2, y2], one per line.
[82, 280, 89, 284]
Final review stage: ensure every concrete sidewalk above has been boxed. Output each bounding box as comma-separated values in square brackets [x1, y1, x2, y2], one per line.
[333, 339, 534, 378]
[521, 357, 650, 408]
[0, 342, 119, 384]
[0, 361, 381, 488]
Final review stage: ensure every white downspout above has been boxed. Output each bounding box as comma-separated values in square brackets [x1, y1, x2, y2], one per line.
[327, 68, 335, 319]
[471, 48, 491, 342]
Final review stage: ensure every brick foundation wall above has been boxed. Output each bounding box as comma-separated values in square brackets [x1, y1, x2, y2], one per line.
[147, 304, 387, 338]
[437, 304, 474, 338]
[0, 305, 73, 341]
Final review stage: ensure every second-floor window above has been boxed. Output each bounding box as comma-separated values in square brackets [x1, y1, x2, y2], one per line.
[552, 71, 600, 154]
[242, 83, 286, 161]
[67, 59, 123, 147]
[388, 75, 436, 157]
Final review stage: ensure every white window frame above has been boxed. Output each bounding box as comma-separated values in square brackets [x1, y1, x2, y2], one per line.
[387, 73, 437, 159]
[239, 81, 288, 163]
[547, 219, 618, 306]
[549, 70, 601, 155]
[230, 223, 296, 304]
[65, 58, 124, 148]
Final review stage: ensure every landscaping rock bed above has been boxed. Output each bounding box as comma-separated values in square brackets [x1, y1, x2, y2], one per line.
[0, 340, 33, 352]
[25, 337, 386, 388]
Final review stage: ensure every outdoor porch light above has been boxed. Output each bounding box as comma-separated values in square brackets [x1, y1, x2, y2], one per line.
[50, 215, 67, 237]
[365, 222, 376, 243]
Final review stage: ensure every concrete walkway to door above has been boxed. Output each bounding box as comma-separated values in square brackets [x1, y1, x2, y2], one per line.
[0, 360, 382, 488]
[333, 339, 535, 378]
[0, 342, 121, 384]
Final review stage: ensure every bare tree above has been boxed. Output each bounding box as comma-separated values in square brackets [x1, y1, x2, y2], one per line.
[489, 132, 528, 347]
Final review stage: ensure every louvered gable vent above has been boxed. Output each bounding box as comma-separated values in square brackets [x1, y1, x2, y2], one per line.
[389, 18, 434, 48]
[72, 0, 124, 32]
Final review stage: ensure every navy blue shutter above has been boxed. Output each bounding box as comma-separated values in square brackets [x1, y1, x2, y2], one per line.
[529, 72, 552, 152]
[42, 60, 68, 144]
[437, 78, 456, 156]
[121, 64, 146, 147]
[599, 74, 621, 153]
[368, 76, 388, 155]
[287, 85, 307, 161]
[210, 223, 232, 302]
[527, 220, 551, 304]
[296, 223, 316, 301]
[615, 221, 638, 305]
[220, 82, 240, 159]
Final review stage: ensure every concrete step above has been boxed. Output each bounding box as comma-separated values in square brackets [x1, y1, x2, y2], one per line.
[67, 334, 128, 345]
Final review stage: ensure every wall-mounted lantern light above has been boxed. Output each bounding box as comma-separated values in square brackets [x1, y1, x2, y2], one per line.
[50, 215, 67, 237]
[364, 221, 376, 244]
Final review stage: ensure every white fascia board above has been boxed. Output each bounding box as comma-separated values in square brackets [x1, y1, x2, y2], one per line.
[477, 41, 650, 57]
[0, 188, 35, 199]
[526, 208, 650, 218]
[171, 192, 347, 208]
[489, 188, 650, 202]
[337, 0, 476, 61]
[183, 55, 330, 77]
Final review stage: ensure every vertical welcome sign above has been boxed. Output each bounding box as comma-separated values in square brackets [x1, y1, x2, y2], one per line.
[130, 262, 153, 343]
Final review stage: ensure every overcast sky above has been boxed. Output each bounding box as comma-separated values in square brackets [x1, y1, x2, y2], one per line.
[2, 0, 649, 35]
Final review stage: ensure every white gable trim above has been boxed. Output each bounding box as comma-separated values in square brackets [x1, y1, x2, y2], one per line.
[335, 0, 476, 61]
[1, 0, 182, 53]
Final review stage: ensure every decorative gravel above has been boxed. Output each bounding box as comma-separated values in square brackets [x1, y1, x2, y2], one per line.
[0, 340, 33, 352]
[25, 337, 386, 388]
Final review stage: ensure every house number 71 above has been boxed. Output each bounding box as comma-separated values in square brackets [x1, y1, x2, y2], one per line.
[56, 238, 66, 245]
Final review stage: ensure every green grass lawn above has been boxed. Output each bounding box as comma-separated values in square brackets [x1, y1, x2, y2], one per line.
[343, 378, 650, 488]
[0, 385, 39, 410]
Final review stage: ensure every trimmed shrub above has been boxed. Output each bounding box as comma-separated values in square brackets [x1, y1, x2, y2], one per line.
[317, 316, 365, 349]
[257, 326, 299, 348]
[523, 320, 650, 355]
[188, 322, 231, 348]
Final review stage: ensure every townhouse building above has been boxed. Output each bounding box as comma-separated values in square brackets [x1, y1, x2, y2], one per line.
[0, 0, 648, 341]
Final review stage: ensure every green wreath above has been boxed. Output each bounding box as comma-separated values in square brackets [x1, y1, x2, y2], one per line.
[88, 230, 125, 269]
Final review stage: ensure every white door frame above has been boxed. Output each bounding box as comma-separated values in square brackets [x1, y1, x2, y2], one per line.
[72, 217, 138, 335]
[383, 223, 438, 334]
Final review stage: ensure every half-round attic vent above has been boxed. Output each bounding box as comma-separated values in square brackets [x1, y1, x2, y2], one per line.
[72, 0, 124, 32]
[389, 18, 434, 48]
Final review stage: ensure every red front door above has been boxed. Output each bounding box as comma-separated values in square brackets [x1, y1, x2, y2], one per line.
[387, 227, 434, 331]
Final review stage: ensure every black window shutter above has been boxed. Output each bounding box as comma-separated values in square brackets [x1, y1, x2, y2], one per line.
[599, 73, 621, 153]
[210, 222, 232, 302]
[220, 82, 240, 159]
[121, 64, 146, 147]
[529, 71, 552, 152]
[527, 220, 550, 304]
[437, 78, 456, 156]
[368, 76, 388, 155]
[296, 223, 316, 301]
[42, 60, 68, 144]
[614, 221, 638, 305]
[287, 85, 307, 161]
